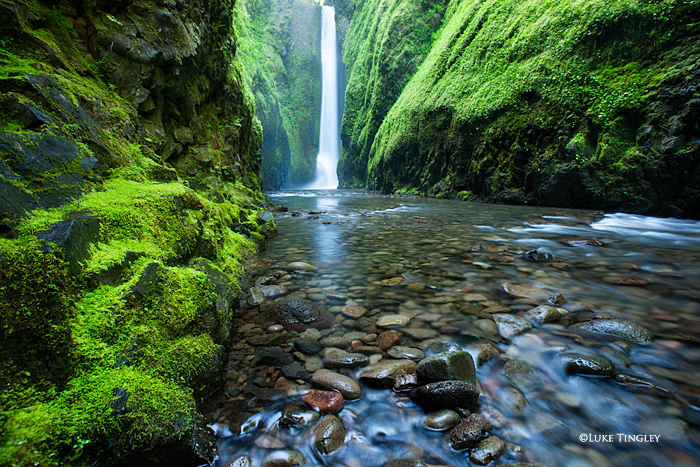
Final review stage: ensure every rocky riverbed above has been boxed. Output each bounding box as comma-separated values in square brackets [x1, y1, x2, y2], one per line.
[204, 190, 700, 467]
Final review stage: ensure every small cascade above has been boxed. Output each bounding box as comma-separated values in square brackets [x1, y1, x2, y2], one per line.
[306, 5, 340, 189]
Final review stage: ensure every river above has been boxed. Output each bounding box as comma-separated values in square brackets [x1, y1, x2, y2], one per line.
[211, 189, 700, 467]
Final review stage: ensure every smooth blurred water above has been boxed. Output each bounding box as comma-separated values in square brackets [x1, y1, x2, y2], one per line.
[215, 190, 700, 467]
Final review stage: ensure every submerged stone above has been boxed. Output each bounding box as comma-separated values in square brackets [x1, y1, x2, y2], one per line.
[570, 318, 653, 344]
[311, 414, 346, 454]
[450, 413, 491, 450]
[563, 353, 615, 376]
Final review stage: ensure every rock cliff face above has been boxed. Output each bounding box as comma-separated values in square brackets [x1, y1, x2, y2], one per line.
[337, 0, 700, 218]
[236, 0, 322, 189]
[0, 0, 271, 465]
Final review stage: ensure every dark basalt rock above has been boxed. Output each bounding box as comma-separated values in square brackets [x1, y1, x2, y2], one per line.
[266, 296, 334, 331]
[35, 215, 101, 276]
[409, 380, 480, 410]
[564, 353, 615, 376]
[450, 413, 491, 450]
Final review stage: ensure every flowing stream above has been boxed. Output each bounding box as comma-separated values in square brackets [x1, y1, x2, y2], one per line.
[305, 6, 340, 190]
[211, 190, 700, 467]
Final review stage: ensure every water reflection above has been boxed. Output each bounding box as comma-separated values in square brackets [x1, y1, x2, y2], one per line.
[215, 191, 700, 467]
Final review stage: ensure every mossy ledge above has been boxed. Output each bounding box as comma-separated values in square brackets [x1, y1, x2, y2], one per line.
[0, 0, 274, 465]
[337, 0, 700, 218]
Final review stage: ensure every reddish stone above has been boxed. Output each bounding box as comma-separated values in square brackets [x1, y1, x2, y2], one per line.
[377, 330, 402, 350]
[302, 390, 345, 414]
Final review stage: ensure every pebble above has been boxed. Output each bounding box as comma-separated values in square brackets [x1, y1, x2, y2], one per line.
[285, 261, 317, 272]
[499, 282, 550, 301]
[469, 435, 506, 465]
[570, 318, 653, 344]
[524, 305, 561, 324]
[320, 336, 352, 349]
[359, 359, 417, 387]
[387, 346, 425, 360]
[261, 449, 306, 467]
[493, 314, 533, 339]
[409, 381, 480, 410]
[423, 409, 461, 431]
[311, 414, 346, 454]
[323, 352, 370, 369]
[302, 390, 345, 414]
[222, 455, 252, 467]
[563, 353, 615, 376]
[377, 314, 410, 327]
[311, 369, 363, 400]
[450, 413, 491, 450]
[416, 350, 477, 385]
[341, 305, 368, 318]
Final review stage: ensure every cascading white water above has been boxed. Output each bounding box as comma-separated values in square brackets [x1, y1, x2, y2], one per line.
[307, 5, 340, 189]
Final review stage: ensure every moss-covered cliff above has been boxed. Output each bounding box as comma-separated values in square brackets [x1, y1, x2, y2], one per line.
[338, 0, 700, 218]
[0, 0, 273, 465]
[235, 0, 322, 189]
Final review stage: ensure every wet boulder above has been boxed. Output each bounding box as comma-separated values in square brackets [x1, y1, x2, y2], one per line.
[570, 318, 653, 344]
[416, 350, 477, 385]
[302, 390, 345, 414]
[492, 314, 533, 339]
[423, 409, 461, 431]
[311, 369, 362, 400]
[450, 413, 491, 450]
[409, 380, 480, 410]
[563, 353, 615, 376]
[311, 414, 346, 454]
[524, 305, 562, 324]
[469, 435, 507, 465]
[359, 359, 416, 387]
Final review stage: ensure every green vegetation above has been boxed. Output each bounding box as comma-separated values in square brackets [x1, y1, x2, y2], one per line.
[339, 0, 700, 216]
[0, 0, 273, 465]
[337, 0, 450, 188]
[234, 0, 322, 188]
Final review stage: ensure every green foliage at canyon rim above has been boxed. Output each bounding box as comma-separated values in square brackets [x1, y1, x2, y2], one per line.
[234, 0, 322, 189]
[338, 0, 700, 217]
[0, 0, 274, 465]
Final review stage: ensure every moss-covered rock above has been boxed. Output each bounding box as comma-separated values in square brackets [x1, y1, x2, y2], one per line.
[0, 0, 271, 465]
[338, 0, 700, 217]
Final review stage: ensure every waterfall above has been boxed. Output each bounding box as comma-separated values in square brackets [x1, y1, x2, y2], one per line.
[307, 5, 340, 189]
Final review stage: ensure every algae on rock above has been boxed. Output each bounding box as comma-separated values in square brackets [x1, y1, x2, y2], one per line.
[337, 0, 700, 217]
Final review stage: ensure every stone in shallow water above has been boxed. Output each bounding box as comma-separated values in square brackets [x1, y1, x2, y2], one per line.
[312, 414, 346, 454]
[280, 404, 320, 426]
[524, 305, 561, 323]
[377, 314, 410, 327]
[423, 409, 461, 431]
[569, 318, 653, 344]
[323, 352, 370, 369]
[387, 346, 425, 360]
[248, 287, 264, 306]
[469, 435, 507, 465]
[302, 389, 345, 414]
[311, 369, 362, 400]
[502, 359, 539, 389]
[563, 353, 615, 376]
[498, 282, 550, 301]
[450, 413, 491, 450]
[285, 261, 317, 272]
[320, 336, 352, 349]
[266, 296, 334, 331]
[416, 350, 477, 385]
[222, 455, 252, 467]
[359, 359, 416, 387]
[492, 314, 533, 339]
[260, 284, 287, 298]
[341, 305, 368, 318]
[409, 380, 480, 410]
[261, 449, 306, 467]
